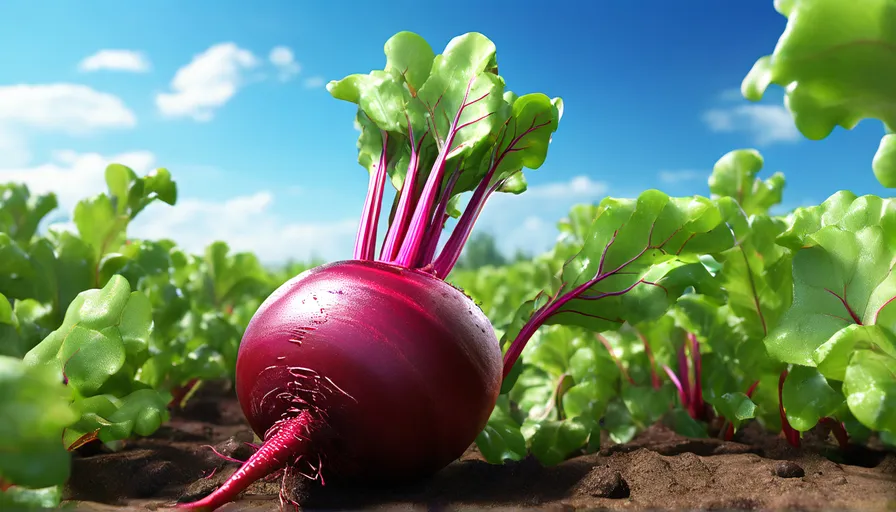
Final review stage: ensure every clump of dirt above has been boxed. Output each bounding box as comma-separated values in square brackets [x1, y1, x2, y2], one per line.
[63, 382, 896, 511]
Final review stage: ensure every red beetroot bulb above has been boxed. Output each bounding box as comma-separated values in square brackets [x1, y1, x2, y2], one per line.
[236, 259, 502, 480]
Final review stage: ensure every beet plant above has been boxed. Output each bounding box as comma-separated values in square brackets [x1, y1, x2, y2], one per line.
[173, 31, 747, 511]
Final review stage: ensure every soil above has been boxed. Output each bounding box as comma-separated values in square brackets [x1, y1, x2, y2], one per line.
[61, 382, 896, 512]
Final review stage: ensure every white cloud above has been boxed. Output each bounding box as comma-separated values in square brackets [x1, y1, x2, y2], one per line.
[524, 175, 609, 199]
[0, 84, 136, 134]
[658, 169, 705, 184]
[702, 104, 800, 145]
[473, 174, 611, 257]
[155, 43, 259, 122]
[0, 127, 31, 168]
[130, 192, 358, 262]
[269, 46, 300, 81]
[0, 150, 156, 212]
[303, 76, 326, 89]
[78, 50, 151, 73]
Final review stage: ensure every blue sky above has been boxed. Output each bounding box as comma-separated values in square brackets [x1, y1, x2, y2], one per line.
[0, 1, 890, 263]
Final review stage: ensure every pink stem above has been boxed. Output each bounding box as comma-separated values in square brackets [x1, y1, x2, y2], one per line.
[416, 162, 462, 267]
[353, 132, 389, 260]
[380, 123, 424, 262]
[431, 167, 497, 277]
[688, 333, 704, 420]
[395, 78, 485, 267]
[778, 370, 801, 448]
[677, 342, 692, 413]
[663, 364, 688, 407]
[433, 116, 552, 277]
[819, 417, 850, 450]
[177, 411, 321, 511]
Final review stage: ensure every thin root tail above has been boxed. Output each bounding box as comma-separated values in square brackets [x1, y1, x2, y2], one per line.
[176, 410, 320, 511]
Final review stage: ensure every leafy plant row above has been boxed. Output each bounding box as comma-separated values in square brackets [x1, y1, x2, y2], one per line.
[456, 148, 896, 465]
[0, 169, 317, 508]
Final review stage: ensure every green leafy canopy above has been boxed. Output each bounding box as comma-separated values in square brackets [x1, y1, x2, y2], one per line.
[742, 0, 896, 187]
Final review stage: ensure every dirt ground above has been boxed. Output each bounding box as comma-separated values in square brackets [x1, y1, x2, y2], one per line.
[62, 382, 896, 511]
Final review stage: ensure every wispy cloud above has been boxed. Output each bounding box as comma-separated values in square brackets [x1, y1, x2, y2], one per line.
[0, 84, 136, 134]
[657, 169, 705, 184]
[269, 46, 301, 81]
[78, 50, 151, 73]
[130, 191, 358, 263]
[155, 43, 260, 122]
[303, 76, 326, 89]
[476, 174, 611, 257]
[702, 87, 800, 145]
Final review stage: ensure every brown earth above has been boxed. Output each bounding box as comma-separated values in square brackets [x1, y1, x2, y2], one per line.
[62, 382, 896, 512]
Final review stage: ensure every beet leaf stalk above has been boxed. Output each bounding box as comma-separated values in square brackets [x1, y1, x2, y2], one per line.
[500, 192, 744, 385]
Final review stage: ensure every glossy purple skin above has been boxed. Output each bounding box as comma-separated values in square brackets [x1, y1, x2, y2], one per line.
[235, 259, 502, 481]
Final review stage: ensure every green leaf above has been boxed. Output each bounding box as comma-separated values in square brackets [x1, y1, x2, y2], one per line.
[765, 224, 896, 366]
[105, 164, 137, 215]
[601, 399, 637, 444]
[383, 31, 435, 93]
[329, 31, 562, 225]
[0, 355, 76, 489]
[475, 396, 526, 463]
[528, 418, 590, 466]
[782, 365, 844, 432]
[0, 183, 58, 243]
[74, 194, 128, 262]
[621, 383, 675, 428]
[708, 149, 785, 215]
[842, 349, 896, 433]
[23, 275, 151, 397]
[540, 191, 738, 334]
[715, 392, 758, 424]
[741, 0, 896, 187]
[0, 486, 63, 510]
[814, 324, 896, 381]
[664, 408, 709, 438]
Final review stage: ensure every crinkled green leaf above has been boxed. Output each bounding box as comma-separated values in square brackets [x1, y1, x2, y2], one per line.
[715, 214, 793, 342]
[814, 324, 896, 381]
[741, 0, 896, 187]
[537, 191, 738, 334]
[776, 192, 896, 250]
[23, 275, 152, 397]
[765, 224, 896, 366]
[708, 149, 785, 216]
[842, 349, 896, 433]
[782, 365, 844, 432]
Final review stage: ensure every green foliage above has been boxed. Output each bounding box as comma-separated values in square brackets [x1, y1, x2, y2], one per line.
[742, 0, 896, 187]
[327, 31, 562, 207]
[0, 355, 76, 494]
[0, 163, 297, 508]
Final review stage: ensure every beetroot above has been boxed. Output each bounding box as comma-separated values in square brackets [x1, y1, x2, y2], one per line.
[237, 260, 502, 479]
[177, 31, 564, 510]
